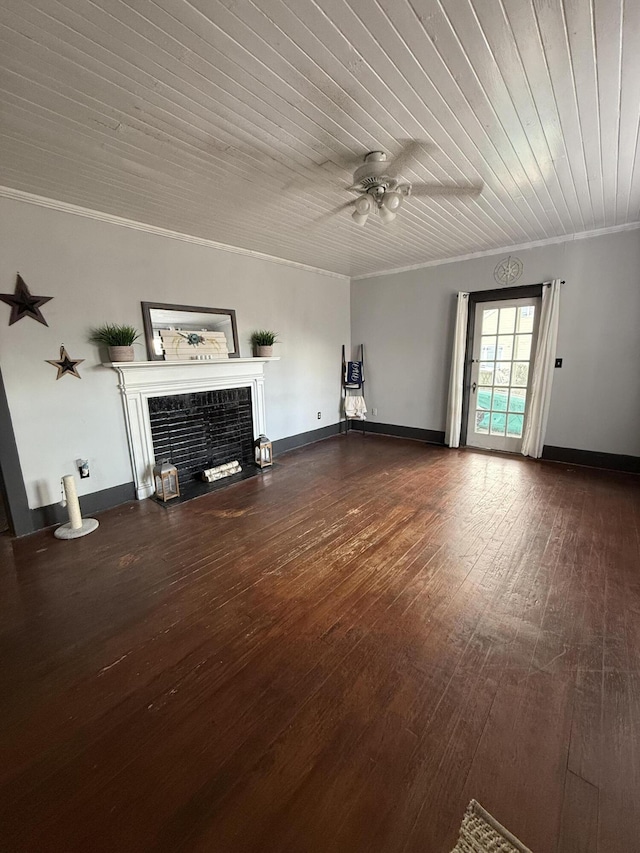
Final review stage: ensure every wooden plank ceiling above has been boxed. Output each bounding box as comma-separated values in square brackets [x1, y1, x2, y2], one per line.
[1, 0, 639, 278]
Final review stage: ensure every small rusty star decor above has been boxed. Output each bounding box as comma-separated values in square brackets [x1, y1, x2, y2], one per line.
[46, 345, 84, 380]
[0, 273, 53, 326]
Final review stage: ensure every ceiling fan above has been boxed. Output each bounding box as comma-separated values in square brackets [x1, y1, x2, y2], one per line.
[337, 142, 482, 227]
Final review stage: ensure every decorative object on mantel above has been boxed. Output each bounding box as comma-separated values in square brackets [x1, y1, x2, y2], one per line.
[153, 460, 180, 501]
[142, 302, 240, 360]
[54, 474, 99, 539]
[494, 255, 523, 286]
[450, 799, 532, 853]
[89, 323, 140, 362]
[202, 461, 241, 482]
[159, 328, 230, 360]
[0, 273, 52, 326]
[46, 344, 84, 379]
[254, 434, 273, 468]
[250, 330, 279, 358]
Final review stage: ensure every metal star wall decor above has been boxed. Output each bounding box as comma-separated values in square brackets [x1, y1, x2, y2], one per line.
[46, 345, 84, 380]
[0, 273, 53, 326]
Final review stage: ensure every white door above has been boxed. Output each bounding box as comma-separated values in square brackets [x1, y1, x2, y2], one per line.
[466, 298, 541, 453]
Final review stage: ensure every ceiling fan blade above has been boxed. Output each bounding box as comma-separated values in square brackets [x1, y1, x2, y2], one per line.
[310, 200, 354, 225]
[409, 182, 483, 198]
[285, 152, 370, 191]
[386, 140, 431, 179]
[322, 152, 372, 173]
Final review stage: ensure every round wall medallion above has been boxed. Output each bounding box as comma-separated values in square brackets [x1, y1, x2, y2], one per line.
[494, 256, 523, 285]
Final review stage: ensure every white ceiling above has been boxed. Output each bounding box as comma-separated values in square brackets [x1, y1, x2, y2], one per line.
[1, 0, 639, 278]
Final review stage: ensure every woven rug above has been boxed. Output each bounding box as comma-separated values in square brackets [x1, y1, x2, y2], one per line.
[450, 800, 533, 853]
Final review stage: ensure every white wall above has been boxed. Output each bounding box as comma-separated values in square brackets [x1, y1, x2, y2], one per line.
[351, 228, 640, 457]
[0, 197, 350, 509]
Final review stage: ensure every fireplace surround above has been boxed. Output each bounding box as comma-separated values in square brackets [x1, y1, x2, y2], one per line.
[107, 359, 276, 499]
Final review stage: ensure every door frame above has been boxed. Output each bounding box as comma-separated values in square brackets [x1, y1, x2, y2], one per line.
[460, 284, 543, 448]
[0, 366, 32, 536]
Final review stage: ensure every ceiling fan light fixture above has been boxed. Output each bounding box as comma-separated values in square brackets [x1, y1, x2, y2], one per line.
[378, 206, 397, 224]
[354, 194, 374, 215]
[381, 190, 404, 213]
[352, 193, 374, 225]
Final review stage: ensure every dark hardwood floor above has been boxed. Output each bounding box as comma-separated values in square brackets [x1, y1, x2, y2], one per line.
[1, 435, 639, 852]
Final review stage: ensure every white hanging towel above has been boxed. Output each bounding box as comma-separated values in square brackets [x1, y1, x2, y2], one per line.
[344, 395, 367, 420]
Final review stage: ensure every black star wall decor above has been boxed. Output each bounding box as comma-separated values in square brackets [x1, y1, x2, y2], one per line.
[46, 345, 84, 380]
[0, 273, 52, 326]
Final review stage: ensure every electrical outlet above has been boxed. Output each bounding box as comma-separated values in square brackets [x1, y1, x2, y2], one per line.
[372, 408, 378, 416]
[317, 411, 321, 419]
[76, 458, 90, 478]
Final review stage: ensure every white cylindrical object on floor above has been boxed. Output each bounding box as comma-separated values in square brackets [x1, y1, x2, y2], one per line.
[62, 474, 82, 530]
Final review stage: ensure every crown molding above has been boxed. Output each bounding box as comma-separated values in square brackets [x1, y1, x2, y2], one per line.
[3, 185, 638, 283]
[351, 221, 640, 280]
[0, 186, 350, 281]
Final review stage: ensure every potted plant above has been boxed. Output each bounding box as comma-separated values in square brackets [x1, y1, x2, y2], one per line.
[89, 323, 141, 362]
[250, 329, 279, 358]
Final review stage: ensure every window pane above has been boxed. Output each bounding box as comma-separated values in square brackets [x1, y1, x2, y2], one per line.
[482, 308, 498, 335]
[497, 335, 514, 360]
[517, 305, 535, 333]
[507, 414, 524, 438]
[499, 307, 516, 334]
[479, 362, 494, 385]
[480, 336, 496, 360]
[495, 362, 511, 385]
[477, 388, 491, 410]
[512, 362, 529, 387]
[514, 334, 532, 360]
[475, 412, 489, 434]
[490, 412, 506, 435]
[508, 388, 527, 413]
[492, 389, 508, 412]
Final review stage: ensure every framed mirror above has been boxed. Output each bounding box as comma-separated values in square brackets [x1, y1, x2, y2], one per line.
[141, 302, 240, 361]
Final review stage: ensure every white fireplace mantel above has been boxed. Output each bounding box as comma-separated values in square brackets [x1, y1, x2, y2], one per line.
[106, 358, 279, 499]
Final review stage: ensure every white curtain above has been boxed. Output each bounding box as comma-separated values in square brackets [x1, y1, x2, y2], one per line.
[521, 279, 561, 458]
[445, 291, 469, 448]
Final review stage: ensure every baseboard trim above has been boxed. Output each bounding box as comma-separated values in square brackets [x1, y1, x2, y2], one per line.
[541, 445, 640, 474]
[29, 482, 137, 533]
[348, 421, 446, 444]
[273, 423, 342, 454]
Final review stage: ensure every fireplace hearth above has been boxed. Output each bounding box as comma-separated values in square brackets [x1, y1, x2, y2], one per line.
[152, 461, 264, 506]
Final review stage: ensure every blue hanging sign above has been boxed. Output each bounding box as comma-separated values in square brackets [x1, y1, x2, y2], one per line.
[345, 361, 363, 387]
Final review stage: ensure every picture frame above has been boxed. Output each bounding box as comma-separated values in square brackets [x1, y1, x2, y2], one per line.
[141, 302, 240, 361]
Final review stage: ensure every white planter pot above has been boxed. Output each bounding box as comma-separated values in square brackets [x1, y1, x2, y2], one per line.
[256, 345, 273, 358]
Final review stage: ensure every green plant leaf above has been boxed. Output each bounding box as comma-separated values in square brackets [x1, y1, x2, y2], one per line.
[250, 329, 279, 346]
[88, 323, 140, 346]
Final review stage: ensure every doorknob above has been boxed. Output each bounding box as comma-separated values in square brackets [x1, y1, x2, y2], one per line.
[471, 382, 477, 393]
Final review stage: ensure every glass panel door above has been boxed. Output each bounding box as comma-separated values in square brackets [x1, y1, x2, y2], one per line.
[466, 297, 540, 453]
